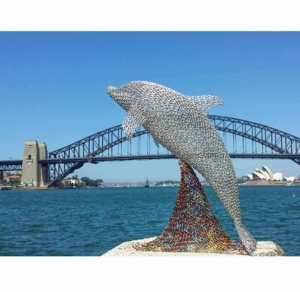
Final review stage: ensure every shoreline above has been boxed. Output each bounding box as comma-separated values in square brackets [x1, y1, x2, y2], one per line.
[2, 182, 299, 191]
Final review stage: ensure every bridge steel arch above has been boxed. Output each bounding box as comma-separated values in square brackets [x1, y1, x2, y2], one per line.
[47, 125, 148, 187]
[46, 115, 300, 187]
[209, 115, 300, 158]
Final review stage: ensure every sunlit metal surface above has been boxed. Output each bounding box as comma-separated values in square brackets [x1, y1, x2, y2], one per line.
[107, 80, 257, 254]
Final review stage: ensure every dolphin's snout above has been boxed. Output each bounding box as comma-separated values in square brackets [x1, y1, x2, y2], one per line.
[106, 86, 117, 95]
[107, 84, 130, 111]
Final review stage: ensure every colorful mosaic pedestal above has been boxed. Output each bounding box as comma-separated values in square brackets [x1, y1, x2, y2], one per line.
[135, 161, 247, 255]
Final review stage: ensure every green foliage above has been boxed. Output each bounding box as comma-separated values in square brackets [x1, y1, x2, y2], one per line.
[3, 179, 21, 187]
[80, 177, 103, 187]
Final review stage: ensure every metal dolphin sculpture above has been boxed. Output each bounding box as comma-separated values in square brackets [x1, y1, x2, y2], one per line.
[106, 80, 257, 254]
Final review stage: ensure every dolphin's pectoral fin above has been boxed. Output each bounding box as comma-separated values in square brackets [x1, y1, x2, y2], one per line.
[122, 112, 141, 140]
[151, 134, 160, 147]
[188, 95, 225, 114]
[123, 103, 148, 140]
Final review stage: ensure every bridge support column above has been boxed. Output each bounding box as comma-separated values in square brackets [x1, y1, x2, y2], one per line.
[0, 171, 3, 183]
[21, 140, 49, 188]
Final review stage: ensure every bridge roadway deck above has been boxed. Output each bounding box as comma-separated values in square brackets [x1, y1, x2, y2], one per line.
[0, 160, 22, 166]
[39, 153, 300, 163]
[1, 154, 300, 168]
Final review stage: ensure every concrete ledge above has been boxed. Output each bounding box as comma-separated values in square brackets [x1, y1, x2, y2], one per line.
[101, 237, 285, 256]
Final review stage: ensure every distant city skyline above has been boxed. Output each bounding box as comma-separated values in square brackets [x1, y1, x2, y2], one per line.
[1, 32, 300, 182]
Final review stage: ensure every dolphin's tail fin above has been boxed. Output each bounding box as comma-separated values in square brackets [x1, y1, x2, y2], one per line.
[234, 221, 257, 255]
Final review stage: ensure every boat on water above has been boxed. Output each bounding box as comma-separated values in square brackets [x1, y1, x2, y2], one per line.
[144, 177, 150, 187]
[0, 186, 13, 191]
[286, 182, 297, 187]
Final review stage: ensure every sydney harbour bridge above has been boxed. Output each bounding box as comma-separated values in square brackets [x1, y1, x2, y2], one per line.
[1, 115, 300, 187]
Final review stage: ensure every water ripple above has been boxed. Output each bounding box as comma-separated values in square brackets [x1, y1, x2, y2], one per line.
[0, 186, 299, 256]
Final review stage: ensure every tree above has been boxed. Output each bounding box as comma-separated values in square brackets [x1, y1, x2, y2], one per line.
[80, 177, 103, 187]
[81, 177, 90, 185]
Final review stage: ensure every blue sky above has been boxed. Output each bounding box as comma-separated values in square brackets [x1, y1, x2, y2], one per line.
[1, 32, 300, 182]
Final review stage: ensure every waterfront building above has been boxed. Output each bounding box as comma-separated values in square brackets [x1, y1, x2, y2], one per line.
[284, 176, 296, 182]
[246, 165, 283, 182]
[6, 175, 21, 182]
[60, 177, 85, 188]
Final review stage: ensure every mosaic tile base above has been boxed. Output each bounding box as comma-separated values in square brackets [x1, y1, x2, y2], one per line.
[135, 161, 247, 255]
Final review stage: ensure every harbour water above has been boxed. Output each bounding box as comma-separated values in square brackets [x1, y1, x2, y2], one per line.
[0, 186, 299, 256]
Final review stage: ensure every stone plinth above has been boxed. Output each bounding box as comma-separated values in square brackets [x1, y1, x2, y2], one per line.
[101, 237, 285, 256]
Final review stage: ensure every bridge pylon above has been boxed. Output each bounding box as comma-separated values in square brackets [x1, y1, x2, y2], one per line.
[21, 140, 49, 188]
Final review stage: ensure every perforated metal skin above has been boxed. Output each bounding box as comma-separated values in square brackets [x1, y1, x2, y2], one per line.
[106, 81, 257, 254]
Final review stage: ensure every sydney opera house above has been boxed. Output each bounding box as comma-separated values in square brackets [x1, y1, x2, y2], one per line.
[246, 165, 295, 183]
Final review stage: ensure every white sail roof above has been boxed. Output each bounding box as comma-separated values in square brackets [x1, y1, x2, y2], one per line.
[284, 176, 295, 182]
[262, 165, 273, 181]
[273, 173, 283, 181]
[246, 166, 283, 181]
[246, 174, 253, 180]
[252, 171, 266, 180]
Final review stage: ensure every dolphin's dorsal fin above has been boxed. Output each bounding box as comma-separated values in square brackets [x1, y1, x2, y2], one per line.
[188, 95, 225, 114]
